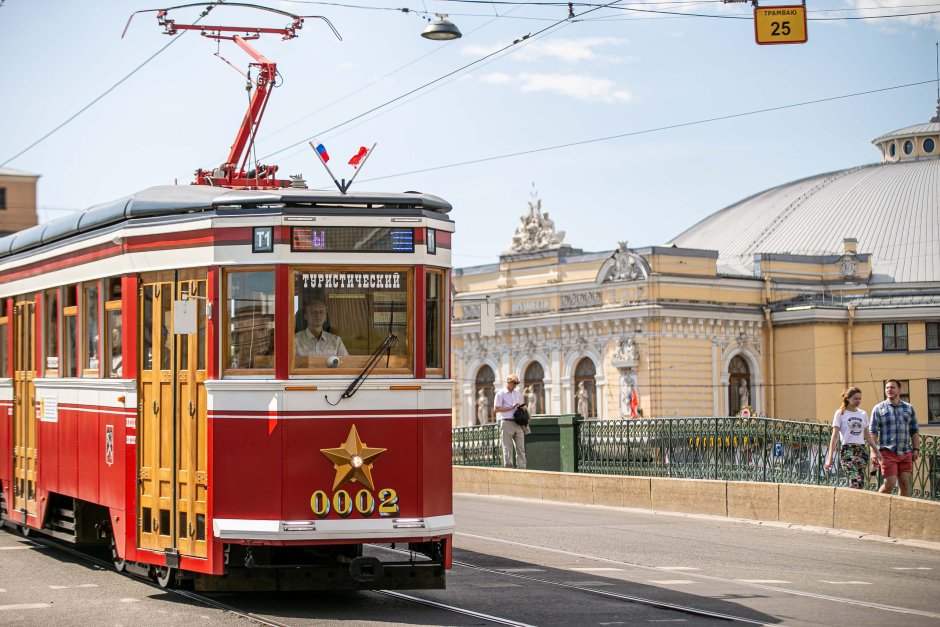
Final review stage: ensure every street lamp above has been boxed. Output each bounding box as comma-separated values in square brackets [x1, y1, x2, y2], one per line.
[421, 14, 461, 41]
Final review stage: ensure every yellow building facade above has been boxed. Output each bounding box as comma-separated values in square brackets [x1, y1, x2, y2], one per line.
[452, 110, 940, 433]
[0, 168, 39, 237]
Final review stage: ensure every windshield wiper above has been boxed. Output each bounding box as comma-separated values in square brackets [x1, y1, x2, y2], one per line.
[326, 331, 399, 406]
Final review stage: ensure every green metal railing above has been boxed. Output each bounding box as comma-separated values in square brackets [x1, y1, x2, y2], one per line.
[452, 422, 502, 467]
[453, 416, 940, 501]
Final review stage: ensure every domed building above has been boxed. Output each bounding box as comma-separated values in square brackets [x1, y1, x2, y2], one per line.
[451, 105, 940, 431]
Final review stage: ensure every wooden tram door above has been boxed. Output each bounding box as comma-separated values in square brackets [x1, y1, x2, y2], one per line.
[11, 299, 37, 520]
[138, 271, 208, 558]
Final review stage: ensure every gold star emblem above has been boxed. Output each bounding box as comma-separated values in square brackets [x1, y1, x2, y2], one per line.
[319, 425, 387, 491]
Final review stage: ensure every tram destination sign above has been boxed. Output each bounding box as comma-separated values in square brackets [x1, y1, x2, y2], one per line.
[753, 5, 807, 45]
[291, 226, 415, 253]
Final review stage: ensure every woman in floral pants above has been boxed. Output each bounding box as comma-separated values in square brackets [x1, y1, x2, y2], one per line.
[824, 387, 883, 488]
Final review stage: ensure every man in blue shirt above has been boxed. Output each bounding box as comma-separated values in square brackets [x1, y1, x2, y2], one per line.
[870, 379, 921, 496]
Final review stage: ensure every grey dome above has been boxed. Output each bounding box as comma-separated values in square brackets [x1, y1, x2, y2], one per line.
[670, 137, 940, 285]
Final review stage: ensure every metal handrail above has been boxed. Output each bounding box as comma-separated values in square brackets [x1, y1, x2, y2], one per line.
[452, 416, 940, 501]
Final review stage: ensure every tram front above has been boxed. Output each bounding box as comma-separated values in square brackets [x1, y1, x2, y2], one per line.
[201, 193, 455, 591]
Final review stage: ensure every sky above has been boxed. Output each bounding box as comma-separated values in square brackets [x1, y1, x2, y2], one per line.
[0, 0, 937, 268]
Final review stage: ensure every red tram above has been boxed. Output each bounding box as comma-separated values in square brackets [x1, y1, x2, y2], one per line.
[0, 3, 458, 588]
[0, 185, 455, 589]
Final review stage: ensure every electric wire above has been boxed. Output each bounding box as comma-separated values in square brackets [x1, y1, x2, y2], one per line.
[0, 3, 223, 168]
[344, 79, 935, 185]
[259, 0, 626, 161]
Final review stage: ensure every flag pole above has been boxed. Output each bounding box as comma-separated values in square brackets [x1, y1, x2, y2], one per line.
[309, 141, 344, 193]
[342, 143, 377, 193]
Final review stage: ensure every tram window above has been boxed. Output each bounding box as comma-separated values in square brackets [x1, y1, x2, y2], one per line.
[44, 290, 59, 376]
[105, 308, 122, 378]
[63, 286, 78, 377]
[291, 268, 412, 373]
[104, 280, 122, 378]
[0, 316, 7, 377]
[83, 282, 100, 376]
[142, 285, 154, 371]
[426, 270, 444, 372]
[224, 270, 275, 372]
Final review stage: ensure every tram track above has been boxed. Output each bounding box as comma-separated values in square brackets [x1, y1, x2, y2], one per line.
[11, 528, 532, 626]
[13, 530, 292, 627]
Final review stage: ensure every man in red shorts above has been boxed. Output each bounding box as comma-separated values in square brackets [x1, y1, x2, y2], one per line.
[870, 379, 921, 496]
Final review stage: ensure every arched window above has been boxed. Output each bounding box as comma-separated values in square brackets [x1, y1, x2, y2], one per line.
[474, 365, 496, 424]
[573, 357, 597, 418]
[728, 355, 751, 416]
[523, 361, 545, 415]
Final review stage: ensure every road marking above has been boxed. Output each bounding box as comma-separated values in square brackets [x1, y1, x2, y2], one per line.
[736, 579, 791, 584]
[476, 583, 523, 588]
[499, 568, 545, 573]
[0, 546, 32, 551]
[457, 531, 940, 620]
[656, 566, 699, 571]
[563, 580, 616, 586]
[380, 590, 537, 627]
[572, 567, 624, 572]
[119, 598, 140, 602]
[820, 581, 871, 585]
[649, 580, 697, 585]
[48, 584, 99, 590]
[892, 567, 931, 571]
[0, 603, 52, 611]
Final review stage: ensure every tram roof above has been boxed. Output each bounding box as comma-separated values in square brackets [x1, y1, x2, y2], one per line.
[0, 185, 452, 259]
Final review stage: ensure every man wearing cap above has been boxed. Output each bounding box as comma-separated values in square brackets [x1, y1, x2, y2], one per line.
[494, 374, 527, 469]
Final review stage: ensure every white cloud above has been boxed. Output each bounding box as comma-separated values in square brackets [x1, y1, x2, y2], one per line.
[481, 72, 632, 104]
[481, 72, 512, 84]
[462, 37, 632, 64]
[844, 0, 940, 28]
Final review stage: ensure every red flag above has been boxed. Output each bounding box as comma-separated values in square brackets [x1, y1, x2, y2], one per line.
[629, 388, 638, 418]
[348, 146, 369, 168]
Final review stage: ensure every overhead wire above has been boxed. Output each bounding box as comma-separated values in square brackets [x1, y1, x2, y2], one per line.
[0, 2, 223, 168]
[344, 79, 936, 184]
[258, 0, 626, 161]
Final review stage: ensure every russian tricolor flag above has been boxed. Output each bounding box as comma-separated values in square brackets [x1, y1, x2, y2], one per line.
[314, 143, 330, 163]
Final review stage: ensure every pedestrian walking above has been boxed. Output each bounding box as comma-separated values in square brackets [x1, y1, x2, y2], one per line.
[870, 379, 921, 496]
[494, 374, 527, 469]
[824, 387, 882, 488]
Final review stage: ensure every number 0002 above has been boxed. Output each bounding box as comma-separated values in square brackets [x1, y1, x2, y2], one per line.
[310, 488, 399, 518]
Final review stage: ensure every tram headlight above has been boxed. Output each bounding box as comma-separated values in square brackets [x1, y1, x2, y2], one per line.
[327, 356, 340, 368]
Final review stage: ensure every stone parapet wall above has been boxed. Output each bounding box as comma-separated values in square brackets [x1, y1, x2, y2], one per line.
[454, 466, 940, 544]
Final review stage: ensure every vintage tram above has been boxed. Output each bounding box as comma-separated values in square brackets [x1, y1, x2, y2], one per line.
[0, 4, 456, 592]
[0, 185, 455, 589]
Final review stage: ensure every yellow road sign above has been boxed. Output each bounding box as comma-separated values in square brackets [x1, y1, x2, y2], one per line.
[754, 5, 807, 45]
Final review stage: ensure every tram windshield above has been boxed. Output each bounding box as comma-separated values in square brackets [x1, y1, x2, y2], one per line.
[291, 268, 411, 374]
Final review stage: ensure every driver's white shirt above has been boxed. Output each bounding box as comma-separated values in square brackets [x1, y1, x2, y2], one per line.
[294, 328, 348, 356]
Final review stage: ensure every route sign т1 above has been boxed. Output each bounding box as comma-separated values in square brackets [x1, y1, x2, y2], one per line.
[754, 5, 808, 45]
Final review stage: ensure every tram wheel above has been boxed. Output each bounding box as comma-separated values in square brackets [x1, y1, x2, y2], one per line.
[109, 534, 126, 573]
[153, 565, 176, 589]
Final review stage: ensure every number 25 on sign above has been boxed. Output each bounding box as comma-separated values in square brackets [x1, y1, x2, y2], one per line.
[754, 5, 807, 45]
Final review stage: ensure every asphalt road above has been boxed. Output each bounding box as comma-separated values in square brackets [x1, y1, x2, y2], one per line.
[0, 494, 938, 626]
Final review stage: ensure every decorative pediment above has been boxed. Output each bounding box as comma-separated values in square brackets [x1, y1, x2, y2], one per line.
[600, 241, 649, 282]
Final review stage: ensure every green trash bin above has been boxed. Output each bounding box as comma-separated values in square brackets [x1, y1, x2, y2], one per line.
[524, 415, 578, 472]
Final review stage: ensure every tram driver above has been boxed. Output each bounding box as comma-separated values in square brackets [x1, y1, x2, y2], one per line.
[294, 298, 348, 360]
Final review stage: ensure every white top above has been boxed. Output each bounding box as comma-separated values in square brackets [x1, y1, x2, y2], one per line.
[494, 386, 522, 421]
[294, 328, 349, 356]
[832, 409, 869, 445]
